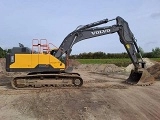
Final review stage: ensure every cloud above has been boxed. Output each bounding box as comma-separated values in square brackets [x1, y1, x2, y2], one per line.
[150, 12, 160, 19]
[144, 40, 159, 46]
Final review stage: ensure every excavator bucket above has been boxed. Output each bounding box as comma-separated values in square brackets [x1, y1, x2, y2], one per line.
[126, 69, 155, 86]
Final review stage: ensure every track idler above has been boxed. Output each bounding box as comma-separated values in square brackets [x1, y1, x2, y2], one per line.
[126, 69, 155, 86]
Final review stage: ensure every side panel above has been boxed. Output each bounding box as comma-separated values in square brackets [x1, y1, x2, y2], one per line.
[49, 54, 65, 69]
[8, 53, 65, 72]
[31, 54, 39, 68]
[10, 54, 32, 68]
[37, 54, 65, 69]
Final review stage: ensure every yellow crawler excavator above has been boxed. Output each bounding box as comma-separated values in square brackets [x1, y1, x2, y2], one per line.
[6, 16, 154, 89]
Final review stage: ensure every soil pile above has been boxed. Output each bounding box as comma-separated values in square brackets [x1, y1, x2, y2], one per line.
[77, 64, 123, 73]
[69, 59, 81, 67]
[147, 63, 160, 80]
[125, 58, 157, 72]
[0, 58, 5, 73]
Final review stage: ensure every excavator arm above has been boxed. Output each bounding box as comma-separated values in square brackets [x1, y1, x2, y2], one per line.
[53, 16, 154, 85]
[54, 16, 143, 70]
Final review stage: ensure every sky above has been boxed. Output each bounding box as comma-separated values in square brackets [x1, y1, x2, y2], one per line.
[0, 0, 160, 54]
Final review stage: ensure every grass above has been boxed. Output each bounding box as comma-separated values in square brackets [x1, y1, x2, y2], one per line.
[76, 58, 160, 67]
[77, 58, 132, 67]
[150, 58, 160, 62]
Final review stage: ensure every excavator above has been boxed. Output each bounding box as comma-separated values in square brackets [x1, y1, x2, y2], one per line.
[6, 16, 155, 89]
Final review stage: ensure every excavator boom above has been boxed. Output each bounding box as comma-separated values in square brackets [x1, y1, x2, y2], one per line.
[53, 16, 154, 85]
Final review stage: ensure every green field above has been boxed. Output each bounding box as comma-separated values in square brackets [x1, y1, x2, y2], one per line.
[77, 58, 160, 67]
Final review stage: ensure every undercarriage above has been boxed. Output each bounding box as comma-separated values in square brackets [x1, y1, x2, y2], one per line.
[11, 72, 83, 89]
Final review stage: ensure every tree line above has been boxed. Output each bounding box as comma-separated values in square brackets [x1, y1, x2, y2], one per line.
[0, 47, 160, 59]
[70, 47, 160, 59]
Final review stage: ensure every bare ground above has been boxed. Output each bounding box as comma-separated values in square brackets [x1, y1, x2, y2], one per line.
[0, 69, 160, 120]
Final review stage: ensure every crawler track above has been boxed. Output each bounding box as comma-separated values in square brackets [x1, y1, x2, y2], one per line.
[11, 73, 83, 90]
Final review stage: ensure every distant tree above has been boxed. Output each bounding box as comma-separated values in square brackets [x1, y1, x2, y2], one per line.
[0, 47, 12, 58]
[7, 49, 11, 53]
[87, 52, 93, 59]
[152, 47, 160, 58]
[70, 50, 158, 59]
[93, 52, 106, 59]
[143, 52, 152, 58]
[122, 52, 129, 58]
[139, 46, 144, 56]
[0, 47, 6, 58]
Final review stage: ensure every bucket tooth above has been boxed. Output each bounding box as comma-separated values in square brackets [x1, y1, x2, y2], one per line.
[126, 69, 155, 86]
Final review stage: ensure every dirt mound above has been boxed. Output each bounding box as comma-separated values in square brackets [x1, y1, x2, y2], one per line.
[125, 58, 160, 80]
[69, 59, 80, 67]
[0, 58, 5, 73]
[147, 63, 160, 80]
[125, 58, 157, 72]
[77, 64, 123, 73]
